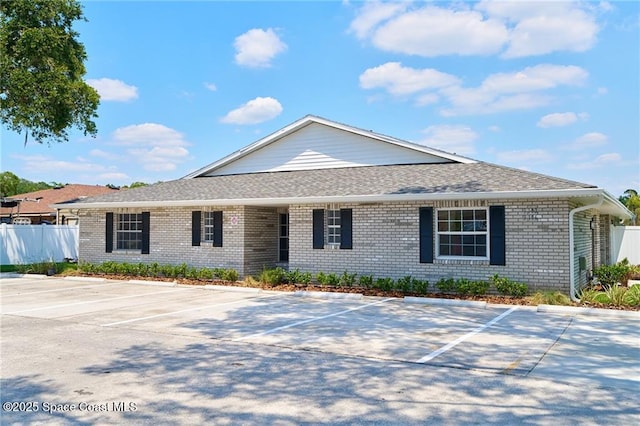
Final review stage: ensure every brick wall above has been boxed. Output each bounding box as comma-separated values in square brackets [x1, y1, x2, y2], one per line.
[78, 197, 602, 293]
[289, 198, 574, 293]
[242, 206, 279, 276]
[79, 206, 246, 274]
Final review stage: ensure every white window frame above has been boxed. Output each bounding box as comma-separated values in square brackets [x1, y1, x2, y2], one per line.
[203, 211, 216, 242]
[116, 213, 142, 251]
[327, 208, 341, 248]
[436, 207, 489, 260]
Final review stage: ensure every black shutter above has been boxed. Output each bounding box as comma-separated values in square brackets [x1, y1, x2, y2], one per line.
[192, 211, 201, 246]
[141, 212, 150, 254]
[340, 209, 352, 249]
[105, 212, 113, 253]
[212, 211, 223, 247]
[489, 206, 506, 266]
[419, 207, 434, 263]
[313, 209, 324, 249]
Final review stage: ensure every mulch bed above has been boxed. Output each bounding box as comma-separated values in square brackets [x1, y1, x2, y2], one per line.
[61, 272, 639, 311]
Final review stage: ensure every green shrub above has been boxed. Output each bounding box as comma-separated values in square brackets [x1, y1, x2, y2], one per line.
[397, 276, 414, 293]
[284, 269, 312, 285]
[326, 273, 340, 286]
[375, 277, 394, 291]
[594, 259, 632, 287]
[435, 277, 456, 293]
[197, 268, 214, 281]
[259, 267, 286, 285]
[358, 274, 374, 289]
[455, 278, 490, 296]
[315, 272, 339, 286]
[316, 271, 328, 285]
[624, 285, 640, 306]
[219, 268, 239, 282]
[491, 274, 528, 297]
[339, 271, 357, 287]
[413, 279, 429, 295]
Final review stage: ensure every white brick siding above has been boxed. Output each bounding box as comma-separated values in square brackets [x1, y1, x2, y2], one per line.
[78, 197, 602, 293]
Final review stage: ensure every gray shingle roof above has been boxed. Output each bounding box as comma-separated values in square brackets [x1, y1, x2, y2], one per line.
[63, 162, 595, 207]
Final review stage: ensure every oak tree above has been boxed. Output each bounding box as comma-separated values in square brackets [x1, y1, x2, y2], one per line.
[0, 0, 99, 145]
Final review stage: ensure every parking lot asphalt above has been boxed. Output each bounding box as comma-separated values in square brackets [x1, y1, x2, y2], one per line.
[1, 276, 639, 425]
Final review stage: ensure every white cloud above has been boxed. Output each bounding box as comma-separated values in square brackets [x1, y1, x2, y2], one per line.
[12, 154, 111, 176]
[111, 123, 190, 172]
[350, 1, 602, 58]
[204, 82, 218, 92]
[89, 149, 120, 161]
[234, 28, 287, 68]
[538, 112, 579, 128]
[440, 64, 588, 116]
[220, 97, 283, 125]
[496, 149, 554, 164]
[360, 63, 588, 116]
[371, 6, 508, 57]
[359, 62, 459, 95]
[567, 152, 621, 169]
[348, 0, 408, 39]
[488, 125, 501, 132]
[98, 172, 130, 181]
[418, 125, 478, 155]
[479, 65, 588, 93]
[478, 2, 600, 58]
[86, 78, 138, 101]
[567, 132, 609, 149]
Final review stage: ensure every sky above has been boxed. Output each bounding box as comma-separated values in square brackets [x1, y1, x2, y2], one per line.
[1, 0, 639, 198]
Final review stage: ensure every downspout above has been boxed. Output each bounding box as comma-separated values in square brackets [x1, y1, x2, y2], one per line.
[568, 195, 603, 302]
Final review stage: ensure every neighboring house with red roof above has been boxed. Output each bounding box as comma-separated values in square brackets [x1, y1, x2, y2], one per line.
[55, 116, 633, 297]
[1, 184, 118, 225]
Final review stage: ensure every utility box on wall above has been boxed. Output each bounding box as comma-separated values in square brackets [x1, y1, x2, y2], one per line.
[579, 256, 587, 271]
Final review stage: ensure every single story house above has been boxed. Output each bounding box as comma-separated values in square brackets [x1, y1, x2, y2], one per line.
[1, 184, 119, 224]
[56, 115, 633, 296]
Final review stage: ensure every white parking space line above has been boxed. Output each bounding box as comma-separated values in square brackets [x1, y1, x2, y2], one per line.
[233, 297, 396, 342]
[3, 288, 184, 315]
[1, 282, 118, 297]
[102, 294, 280, 327]
[416, 306, 518, 363]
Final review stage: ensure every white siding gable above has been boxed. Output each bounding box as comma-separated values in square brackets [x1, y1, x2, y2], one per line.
[206, 123, 454, 176]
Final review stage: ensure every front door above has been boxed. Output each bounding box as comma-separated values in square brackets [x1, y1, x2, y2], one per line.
[279, 213, 289, 262]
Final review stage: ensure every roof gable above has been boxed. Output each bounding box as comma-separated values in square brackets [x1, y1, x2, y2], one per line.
[185, 115, 474, 178]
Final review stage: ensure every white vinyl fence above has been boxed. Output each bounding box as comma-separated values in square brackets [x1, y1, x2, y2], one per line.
[610, 226, 640, 265]
[0, 224, 79, 265]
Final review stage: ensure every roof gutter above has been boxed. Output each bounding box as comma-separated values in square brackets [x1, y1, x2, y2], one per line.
[53, 188, 612, 210]
[568, 195, 603, 303]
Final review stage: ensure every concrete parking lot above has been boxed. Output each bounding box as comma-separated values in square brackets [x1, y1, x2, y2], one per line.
[1, 275, 639, 425]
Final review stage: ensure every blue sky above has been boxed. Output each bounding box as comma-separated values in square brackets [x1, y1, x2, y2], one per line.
[1, 0, 638, 197]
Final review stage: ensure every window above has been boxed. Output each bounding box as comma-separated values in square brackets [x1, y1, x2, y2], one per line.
[327, 209, 341, 246]
[116, 213, 143, 250]
[203, 211, 216, 242]
[437, 208, 487, 258]
[192, 210, 222, 247]
[312, 208, 352, 250]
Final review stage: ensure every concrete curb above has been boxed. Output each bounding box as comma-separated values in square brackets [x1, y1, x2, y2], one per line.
[0, 273, 47, 279]
[537, 304, 640, 319]
[404, 296, 487, 309]
[294, 290, 363, 300]
[205, 284, 261, 293]
[127, 279, 177, 287]
[64, 276, 107, 282]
